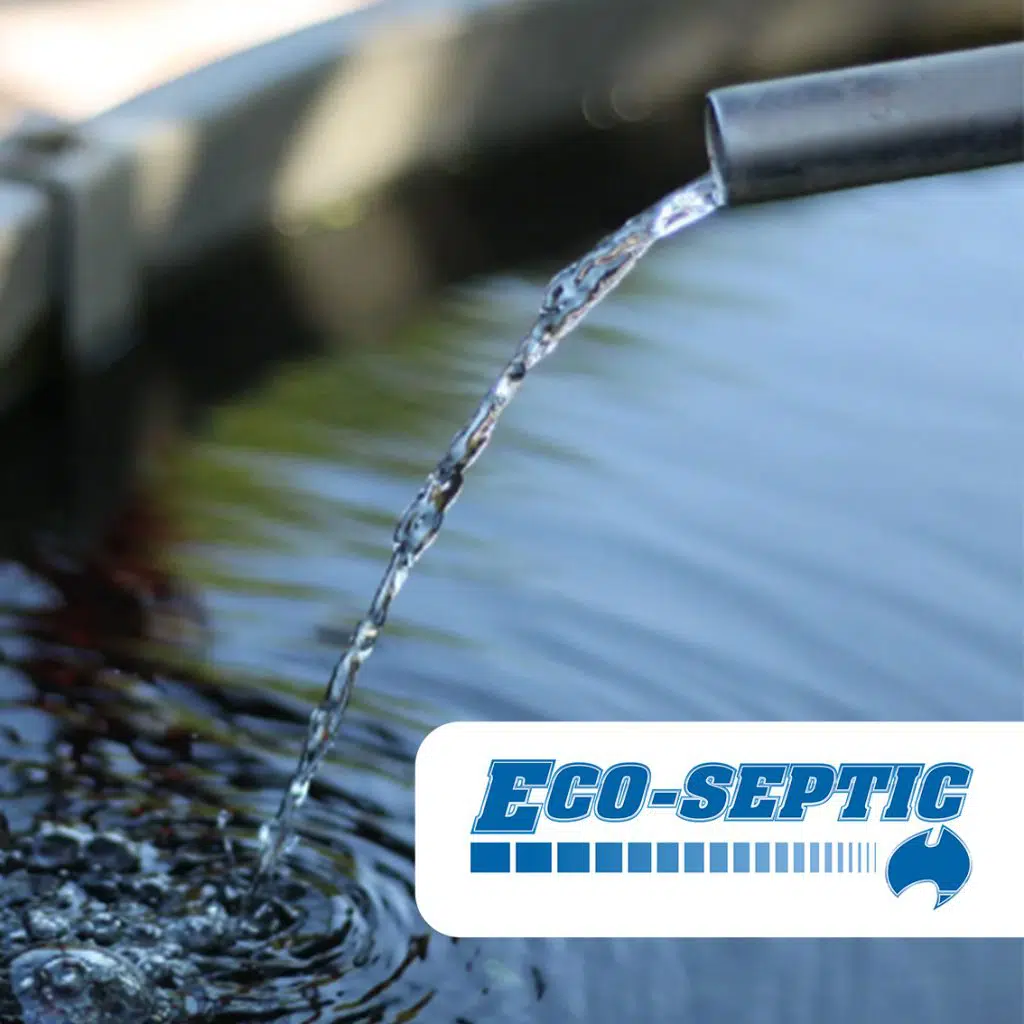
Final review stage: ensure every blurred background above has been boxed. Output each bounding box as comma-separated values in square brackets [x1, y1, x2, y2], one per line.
[0, 1, 1020, 1022]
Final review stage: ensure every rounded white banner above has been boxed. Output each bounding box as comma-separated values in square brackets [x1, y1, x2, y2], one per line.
[414, 721, 1023, 938]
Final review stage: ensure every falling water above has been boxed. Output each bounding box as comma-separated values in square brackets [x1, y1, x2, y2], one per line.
[252, 172, 723, 893]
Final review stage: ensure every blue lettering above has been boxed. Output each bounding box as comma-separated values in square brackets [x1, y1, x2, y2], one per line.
[836, 764, 894, 821]
[777, 764, 837, 820]
[726, 763, 787, 821]
[678, 762, 734, 821]
[881, 763, 923, 820]
[472, 758, 971, 832]
[596, 762, 650, 821]
[472, 759, 553, 833]
[546, 762, 600, 822]
[917, 762, 971, 821]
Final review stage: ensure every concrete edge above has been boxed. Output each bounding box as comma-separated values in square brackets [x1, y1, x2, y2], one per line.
[0, 0, 1021, 416]
[0, 179, 52, 404]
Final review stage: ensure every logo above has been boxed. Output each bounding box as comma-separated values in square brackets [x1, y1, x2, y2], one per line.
[415, 722, 1023, 938]
[468, 757, 973, 907]
[886, 826, 971, 908]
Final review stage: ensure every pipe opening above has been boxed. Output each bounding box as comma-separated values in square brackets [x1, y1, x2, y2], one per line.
[703, 95, 729, 206]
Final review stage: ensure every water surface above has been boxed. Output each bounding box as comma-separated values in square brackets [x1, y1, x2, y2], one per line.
[1, 163, 1020, 1021]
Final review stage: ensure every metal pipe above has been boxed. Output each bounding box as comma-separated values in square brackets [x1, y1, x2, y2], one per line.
[705, 43, 1024, 205]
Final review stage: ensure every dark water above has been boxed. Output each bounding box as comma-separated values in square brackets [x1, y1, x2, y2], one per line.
[0, 162, 1021, 1022]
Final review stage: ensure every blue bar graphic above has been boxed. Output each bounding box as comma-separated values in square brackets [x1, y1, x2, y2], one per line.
[775, 842, 789, 873]
[476, 839, 873, 877]
[755, 843, 770, 873]
[557, 843, 590, 873]
[595, 842, 622, 873]
[709, 842, 729, 873]
[684, 842, 705, 873]
[517, 842, 552, 873]
[657, 843, 679, 873]
[628, 843, 652, 873]
[733, 842, 751, 873]
[471, 842, 510, 873]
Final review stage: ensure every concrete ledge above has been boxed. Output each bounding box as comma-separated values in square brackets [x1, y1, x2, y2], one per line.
[85, 0, 741, 273]
[0, 179, 52, 408]
[0, 0, 1019, 547]
[0, 0, 376, 128]
[2, 0, 1021, 399]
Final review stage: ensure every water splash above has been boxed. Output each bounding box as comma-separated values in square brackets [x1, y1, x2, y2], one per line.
[253, 172, 722, 891]
[0, 818, 388, 1022]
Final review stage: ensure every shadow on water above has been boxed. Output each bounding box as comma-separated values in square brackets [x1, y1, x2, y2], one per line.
[0, 155, 1021, 1020]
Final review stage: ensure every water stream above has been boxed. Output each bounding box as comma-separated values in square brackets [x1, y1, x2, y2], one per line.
[252, 172, 722, 891]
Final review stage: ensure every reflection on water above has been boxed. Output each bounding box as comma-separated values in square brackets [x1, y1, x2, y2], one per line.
[1, 162, 1022, 1021]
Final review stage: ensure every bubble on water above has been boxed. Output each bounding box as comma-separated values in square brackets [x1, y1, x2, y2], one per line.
[176, 900, 231, 953]
[24, 907, 69, 942]
[131, 873, 171, 908]
[30, 826, 85, 870]
[10, 946, 161, 1024]
[0, 819, 396, 1021]
[84, 833, 140, 874]
[77, 909, 123, 945]
[81, 876, 122, 904]
[52, 882, 86, 911]
[128, 919, 164, 945]
[1, 872, 34, 907]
